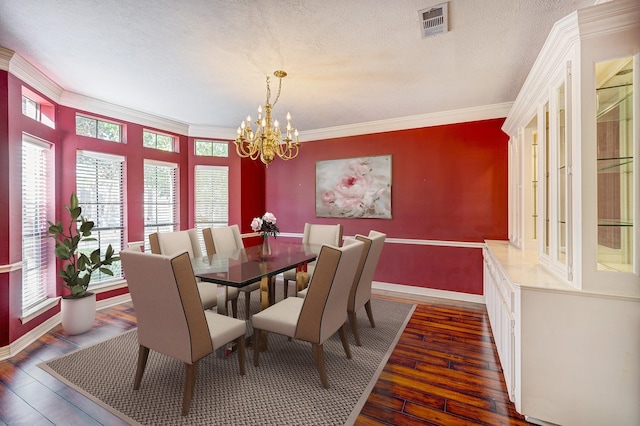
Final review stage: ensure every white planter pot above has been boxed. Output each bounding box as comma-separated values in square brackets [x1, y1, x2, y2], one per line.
[60, 293, 96, 335]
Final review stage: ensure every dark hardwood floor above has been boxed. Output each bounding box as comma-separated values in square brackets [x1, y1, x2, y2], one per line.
[0, 295, 530, 425]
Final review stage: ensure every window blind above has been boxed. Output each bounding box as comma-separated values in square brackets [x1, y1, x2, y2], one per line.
[76, 151, 124, 284]
[21, 138, 51, 312]
[194, 165, 229, 249]
[144, 161, 178, 251]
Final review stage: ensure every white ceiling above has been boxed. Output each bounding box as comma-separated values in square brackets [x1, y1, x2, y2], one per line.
[0, 0, 596, 135]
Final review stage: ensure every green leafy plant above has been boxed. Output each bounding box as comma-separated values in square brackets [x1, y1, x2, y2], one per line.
[47, 193, 120, 298]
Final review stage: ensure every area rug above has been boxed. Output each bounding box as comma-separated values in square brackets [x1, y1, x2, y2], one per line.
[40, 298, 415, 425]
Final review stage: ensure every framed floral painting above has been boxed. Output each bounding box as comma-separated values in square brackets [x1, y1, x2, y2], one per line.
[315, 155, 392, 218]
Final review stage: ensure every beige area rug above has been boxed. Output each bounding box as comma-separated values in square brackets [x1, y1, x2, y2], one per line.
[40, 298, 415, 425]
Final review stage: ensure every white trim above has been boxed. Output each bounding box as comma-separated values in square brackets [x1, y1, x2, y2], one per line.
[2, 47, 510, 141]
[0, 313, 61, 361]
[76, 149, 125, 162]
[0, 47, 63, 102]
[96, 293, 131, 310]
[277, 233, 485, 249]
[373, 281, 485, 304]
[298, 102, 513, 142]
[188, 125, 238, 140]
[385, 237, 485, 249]
[0, 292, 131, 361]
[61, 91, 190, 135]
[143, 158, 178, 169]
[21, 297, 60, 324]
[0, 261, 23, 273]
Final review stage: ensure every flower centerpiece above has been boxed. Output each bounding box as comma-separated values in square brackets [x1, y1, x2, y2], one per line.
[251, 212, 279, 258]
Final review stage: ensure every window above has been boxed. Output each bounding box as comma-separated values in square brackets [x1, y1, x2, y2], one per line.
[22, 96, 40, 121]
[144, 161, 178, 251]
[76, 151, 124, 284]
[194, 165, 229, 247]
[22, 86, 55, 128]
[76, 115, 122, 142]
[21, 136, 52, 313]
[194, 139, 229, 157]
[143, 130, 175, 152]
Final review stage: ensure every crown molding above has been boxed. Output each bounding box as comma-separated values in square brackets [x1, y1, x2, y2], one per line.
[0, 47, 64, 102]
[3, 45, 510, 140]
[502, 11, 580, 136]
[503, 0, 640, 136]
[187, 125, 237, 140]
[298, 102, 512, 142]
[59, 91, 190, 135]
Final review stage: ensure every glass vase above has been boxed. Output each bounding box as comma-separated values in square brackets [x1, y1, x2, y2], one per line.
[260, 235, 272, 259]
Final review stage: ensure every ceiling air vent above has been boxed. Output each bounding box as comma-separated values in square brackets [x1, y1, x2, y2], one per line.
[418, 2, 448, 38]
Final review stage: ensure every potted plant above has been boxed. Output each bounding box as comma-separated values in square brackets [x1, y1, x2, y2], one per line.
[48, 193, 120, 335]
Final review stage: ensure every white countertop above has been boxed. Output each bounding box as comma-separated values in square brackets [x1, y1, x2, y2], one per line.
[484, 240, 576, 291]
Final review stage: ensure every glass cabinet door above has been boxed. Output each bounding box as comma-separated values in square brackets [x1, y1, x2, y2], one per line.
[596, 57, 634, 273]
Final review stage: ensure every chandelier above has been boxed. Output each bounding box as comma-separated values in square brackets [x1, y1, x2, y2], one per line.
[234, 70, 300, 166]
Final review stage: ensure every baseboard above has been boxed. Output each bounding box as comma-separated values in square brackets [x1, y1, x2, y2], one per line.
[2, 282, 480, 360]
[0, 293, 132, 361]
[372, 281, 485, 305]
[0, 314, 61, 361]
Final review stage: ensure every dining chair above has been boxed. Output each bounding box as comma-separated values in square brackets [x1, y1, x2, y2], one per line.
[281, 223, 343, 298]
[120, 247, 246, 416]
[203, 225, 261, 318]
[347, 230, 386, 346]
[251, 238, 364, 388]
[149, 229, 239, 316]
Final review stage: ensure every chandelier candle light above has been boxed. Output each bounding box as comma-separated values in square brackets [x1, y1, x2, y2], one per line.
[234, 70, 300, 166]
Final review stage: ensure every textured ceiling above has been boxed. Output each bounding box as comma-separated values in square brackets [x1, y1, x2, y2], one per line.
[0, 0, 596, 133]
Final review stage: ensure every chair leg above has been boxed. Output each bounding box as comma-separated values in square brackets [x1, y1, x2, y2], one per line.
[134, 345, 150, 390]
[182, 361, 199, 416]
[312, 343, 329, 389]
[348, 311, 361, 346]
[228, 297, 238, 318]
[237, 335, 246, 375]
[253, 329, 262, 367]
[364, 300, 376, 328]
[338, 324, 352, 359]
[244, 292, 251, 318]
[283, 280, 289, 299]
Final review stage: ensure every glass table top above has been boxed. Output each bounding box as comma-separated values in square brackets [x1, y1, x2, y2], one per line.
[192, 240, 319, 287]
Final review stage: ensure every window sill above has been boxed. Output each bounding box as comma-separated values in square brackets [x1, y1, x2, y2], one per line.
[21, 297, 60, 324]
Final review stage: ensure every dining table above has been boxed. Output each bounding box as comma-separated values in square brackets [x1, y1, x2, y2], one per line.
[191, 240, 319, 316]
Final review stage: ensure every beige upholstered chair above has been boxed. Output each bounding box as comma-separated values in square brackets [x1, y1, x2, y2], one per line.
[347, 230, 386, 346]
[203, 225, 261, 318]
[149, 229, 239, 316]
[251, 238, 364, 388]
[282, 223, 343, 298]
[120, 247, 246, 416]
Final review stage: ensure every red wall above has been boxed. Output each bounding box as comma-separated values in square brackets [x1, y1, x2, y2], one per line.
[0, 67, 508, 347]
[0, 78, 263, 346]
[264, 119, 508, 294]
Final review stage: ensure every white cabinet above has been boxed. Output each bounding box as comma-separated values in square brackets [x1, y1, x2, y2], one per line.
[503, 0, 640, 298]
[482, 246, 516, 400]
[484, 241, 640, 426]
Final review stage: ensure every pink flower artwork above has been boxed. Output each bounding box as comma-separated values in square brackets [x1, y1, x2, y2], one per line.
[315, 155, 391, 218]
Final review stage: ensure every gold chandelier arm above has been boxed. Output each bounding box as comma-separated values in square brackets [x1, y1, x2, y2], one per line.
[235, 69, 299, 166]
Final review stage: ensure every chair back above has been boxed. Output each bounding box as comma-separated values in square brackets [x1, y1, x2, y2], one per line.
[303, 223, 343, 247]
[295, 239, 363, 344]
[120, 247, 213, 364]
[149, 229, 202, 258]
[349, 230, 386, 312]
[205, 225, 244, 255]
